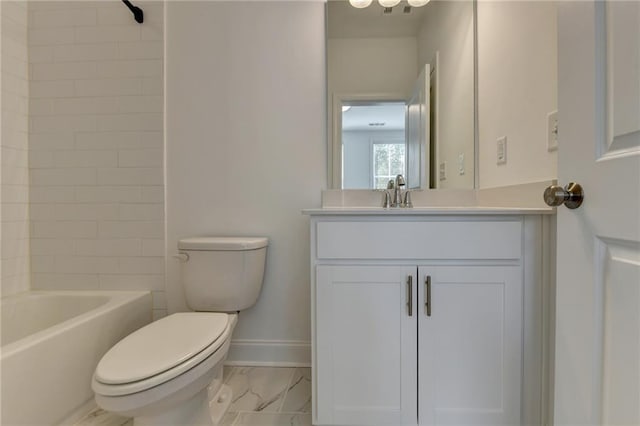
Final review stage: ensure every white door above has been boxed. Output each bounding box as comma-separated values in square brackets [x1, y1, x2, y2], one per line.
[406, 64, 430, 189]
[417, 266, 523, 426]
[554, 2, 640, 424]
[315, 266, 418, 425]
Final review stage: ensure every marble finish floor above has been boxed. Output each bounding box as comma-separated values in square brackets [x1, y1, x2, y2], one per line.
[74, 367, 311, 426]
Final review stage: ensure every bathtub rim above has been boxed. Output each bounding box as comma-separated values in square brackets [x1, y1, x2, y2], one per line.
[1, 290, 151, 359]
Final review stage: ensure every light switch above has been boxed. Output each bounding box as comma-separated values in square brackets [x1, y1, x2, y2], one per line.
[497, 136, 507, 165]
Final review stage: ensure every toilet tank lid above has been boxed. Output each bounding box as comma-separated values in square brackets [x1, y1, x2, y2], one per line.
[178, 237, 268, 251]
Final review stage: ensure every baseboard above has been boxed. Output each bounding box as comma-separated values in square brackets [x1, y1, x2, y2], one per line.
[226, 339, 311, 367]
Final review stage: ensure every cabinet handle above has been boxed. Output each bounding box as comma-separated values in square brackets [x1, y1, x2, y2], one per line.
[407, 276, 413, 317]
[425, 275, 432, 317]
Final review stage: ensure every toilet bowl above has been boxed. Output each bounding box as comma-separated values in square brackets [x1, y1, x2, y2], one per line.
[92, 237, 268, 425]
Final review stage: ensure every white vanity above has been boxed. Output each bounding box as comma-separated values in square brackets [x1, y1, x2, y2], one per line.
[305, 202, 554, 426]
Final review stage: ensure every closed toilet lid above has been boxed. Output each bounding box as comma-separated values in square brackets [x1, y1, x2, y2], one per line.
[95, 313, 229, 385]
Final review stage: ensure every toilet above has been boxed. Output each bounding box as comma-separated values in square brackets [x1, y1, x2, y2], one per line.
[92, 237, 268, 426]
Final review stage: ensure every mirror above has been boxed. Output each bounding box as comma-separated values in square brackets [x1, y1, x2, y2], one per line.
[327, 0, 476, 190]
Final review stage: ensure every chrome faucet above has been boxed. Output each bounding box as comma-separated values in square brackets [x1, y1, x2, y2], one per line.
[382, 179, 394, 208]
[393, 174, 405, 207]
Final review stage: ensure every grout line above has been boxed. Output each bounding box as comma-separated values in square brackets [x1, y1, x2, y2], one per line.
[276, 367, 298, 413]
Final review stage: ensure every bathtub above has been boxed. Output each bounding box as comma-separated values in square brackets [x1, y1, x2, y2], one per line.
[1, 290, 152, 426]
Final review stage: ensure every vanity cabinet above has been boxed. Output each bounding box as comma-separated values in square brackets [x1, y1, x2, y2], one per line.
[309, 214, 547, 426]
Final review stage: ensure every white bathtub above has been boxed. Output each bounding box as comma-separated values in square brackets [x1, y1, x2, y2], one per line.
[1, 291, 152, 426]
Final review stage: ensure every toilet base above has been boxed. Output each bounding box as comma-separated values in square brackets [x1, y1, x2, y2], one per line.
[133, 382, 232, 426]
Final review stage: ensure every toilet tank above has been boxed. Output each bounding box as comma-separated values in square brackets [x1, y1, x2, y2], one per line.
[177, 237, 268, 312]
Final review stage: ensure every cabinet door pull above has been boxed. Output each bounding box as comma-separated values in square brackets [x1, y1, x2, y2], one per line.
[425, 275, 432, 317]
[407, 276, 413, 317]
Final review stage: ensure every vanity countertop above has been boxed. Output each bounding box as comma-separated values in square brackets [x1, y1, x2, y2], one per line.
[303, 206, 554, 216]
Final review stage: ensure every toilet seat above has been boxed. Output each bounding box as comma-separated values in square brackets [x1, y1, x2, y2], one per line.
[93, 312, 231, 396]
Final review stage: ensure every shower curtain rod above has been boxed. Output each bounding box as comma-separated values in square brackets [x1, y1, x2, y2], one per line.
[122, 0, 144, 24]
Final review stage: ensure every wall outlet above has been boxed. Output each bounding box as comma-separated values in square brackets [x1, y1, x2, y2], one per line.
[458, 153, 465, 175]
[496, 136, 507, 165]
[547, 110, 558, 151]
[439, 161, 447, 181]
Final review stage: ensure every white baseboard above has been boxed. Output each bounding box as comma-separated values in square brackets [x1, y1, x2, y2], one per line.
[226, 339, 311, 367]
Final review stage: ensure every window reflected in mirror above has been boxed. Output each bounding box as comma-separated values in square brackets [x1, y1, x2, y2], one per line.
[341, 102, 406, 189]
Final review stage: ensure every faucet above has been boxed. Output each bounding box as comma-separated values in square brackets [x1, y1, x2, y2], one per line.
[382, 179, 394, 208]
[393, 174, 405, 207]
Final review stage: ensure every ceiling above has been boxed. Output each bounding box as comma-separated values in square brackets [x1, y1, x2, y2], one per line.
[342, 103, 406, 131]
[327, 0, 430, 39]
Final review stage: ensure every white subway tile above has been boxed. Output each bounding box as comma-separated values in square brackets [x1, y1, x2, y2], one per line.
[97, 167, 162, 185]
[75, 78, 141, 97]
[28, 27, 75, 45]
[31, 115, 97, 133]
[151, 290, 166, 309]
[28, 45, 54, 63]
[75, 26, 140, 44]
[75, 186, 142, 203]
[31, 8, 97, 28]
[31, 255, 55, 273]
[31, 273, 99, 290]
[27, 203, 57, 221]
[52, 203, 120, 221]
[31, 61, 97, 81]
[1, 203, 29, 222]
[53, 150, 118, 168]
[98, 273, 164, 291]
[74, 238, 142, 257]
[55, 256, 119, 274]
[141, 77, 162, 95]
[32, 221, 98, 238]
[97, 7, 136, 26]
[142, 239, 164, 257]
[29, 80, 75, 98]
[1, 184, 29, 203]
[30, 132, 75, 150]
[96, 113, 162, 132]
[118, 95, 162, 113]
[53, 97, 119, 115]
[118, 41, 163, 60]
[30, 186, 76, 203]
[76, 131, 137, 150]
[30, 168, 97, 186]
[118, 149, 162, 167]
[54, 43, 118, 62]
[1, 219, 29, 242]
[118, 256, 163, 274]
[30, 239, 74, 256]
[119, 203, 163, 221]
[141, 186, 164, 203]
[95, 60, 162, 79]
[1, 166, 29, 185]
[29, 150, 54, 168]
[98, 221, 163, 238]
[29, 99, 54, 116]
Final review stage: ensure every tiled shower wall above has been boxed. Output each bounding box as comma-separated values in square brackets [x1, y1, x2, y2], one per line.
[28, 1, 166, 317]
[1, 0, 30, 297]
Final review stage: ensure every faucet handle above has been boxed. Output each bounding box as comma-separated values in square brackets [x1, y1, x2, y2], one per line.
[403, 190, 413, 208]
[382, 190, 392, 208]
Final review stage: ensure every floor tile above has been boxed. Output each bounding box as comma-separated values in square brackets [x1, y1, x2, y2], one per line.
[225, 367, 296, 413]
[232, 412, 312, 426]
[280, 368, 311, 413]
[73, 409, 131, 426]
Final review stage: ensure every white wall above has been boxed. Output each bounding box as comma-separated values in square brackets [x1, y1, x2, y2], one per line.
[1, 0, 30, 297]
[417, 0, 475, 189]
[477, 1, 557, 188]
[27, 1, 166, 318]
[166, 1, 326, 365]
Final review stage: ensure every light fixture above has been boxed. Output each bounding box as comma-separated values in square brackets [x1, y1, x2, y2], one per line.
[407, 0, 430, 6]
[349, 0, 373, 8]
[378, 0, 401, 7]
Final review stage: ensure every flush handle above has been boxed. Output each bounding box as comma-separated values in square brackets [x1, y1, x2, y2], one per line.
[172, 253, 189, 262]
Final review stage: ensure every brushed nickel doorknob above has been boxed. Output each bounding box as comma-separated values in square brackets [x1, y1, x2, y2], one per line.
[544, 182, 584, 209]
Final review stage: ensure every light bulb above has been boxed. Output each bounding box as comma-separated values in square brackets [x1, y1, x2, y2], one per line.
[408, 0, 430, 6]
[349, 0, 373, 8]
[378, 0, 401, 7]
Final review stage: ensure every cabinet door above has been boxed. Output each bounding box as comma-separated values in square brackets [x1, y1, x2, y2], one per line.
[316, 266, 418, 425]
[417, 266, 522, 425]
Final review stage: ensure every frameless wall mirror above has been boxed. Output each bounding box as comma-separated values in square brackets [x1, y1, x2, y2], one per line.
[327, 0, 476, 190]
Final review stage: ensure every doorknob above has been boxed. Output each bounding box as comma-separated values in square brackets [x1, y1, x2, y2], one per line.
[543, 182, 584, 209]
